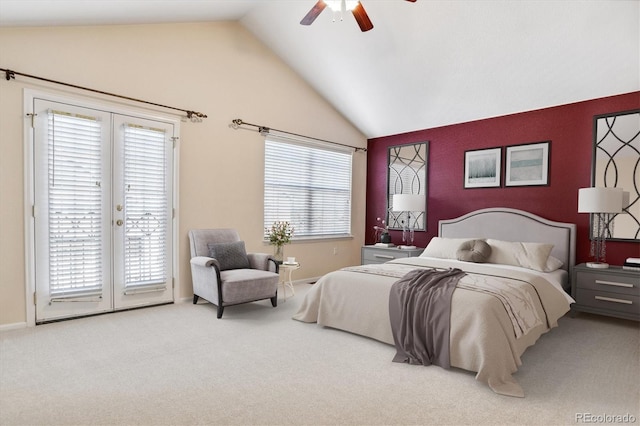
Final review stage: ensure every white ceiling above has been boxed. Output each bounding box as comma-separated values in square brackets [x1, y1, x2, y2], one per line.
[0, 0, 638, 138]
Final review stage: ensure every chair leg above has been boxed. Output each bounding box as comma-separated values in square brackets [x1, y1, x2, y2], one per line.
[193, 294, 199, 304]
[271, 294, 278, 307]
[217, 305, 224, 319]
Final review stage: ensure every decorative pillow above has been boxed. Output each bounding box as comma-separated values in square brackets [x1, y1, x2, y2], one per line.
[486, 239, 554, 272]
[421, 237, 479, 259]
[456, 239, 492, 263]
[207, 241, 250, 271]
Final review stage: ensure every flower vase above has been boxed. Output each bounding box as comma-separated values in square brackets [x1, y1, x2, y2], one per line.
[273, 245, 283, 262]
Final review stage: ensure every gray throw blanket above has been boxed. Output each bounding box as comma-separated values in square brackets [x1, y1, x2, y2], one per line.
[389, 268, 467, 368]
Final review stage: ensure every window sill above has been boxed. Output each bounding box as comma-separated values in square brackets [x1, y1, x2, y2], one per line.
[263, 235, 353, 246]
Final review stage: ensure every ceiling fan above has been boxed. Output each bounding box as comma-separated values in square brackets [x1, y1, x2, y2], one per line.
[301, 0, 417, 32]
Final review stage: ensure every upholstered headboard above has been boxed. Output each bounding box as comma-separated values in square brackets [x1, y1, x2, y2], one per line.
[439, 208, 576, 274]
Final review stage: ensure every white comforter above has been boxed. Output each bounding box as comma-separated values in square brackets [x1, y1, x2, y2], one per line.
[293, 257, 572, 397]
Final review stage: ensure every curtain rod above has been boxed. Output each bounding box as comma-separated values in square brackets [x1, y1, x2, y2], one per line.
[230, 118, 367, 152]
[2, 68, 207, 121]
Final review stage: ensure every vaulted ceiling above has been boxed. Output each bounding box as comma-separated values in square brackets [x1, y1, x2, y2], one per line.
[1, 0, 638, 138]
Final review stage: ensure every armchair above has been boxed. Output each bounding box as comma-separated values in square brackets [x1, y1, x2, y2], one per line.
[188, 229, 280, 318]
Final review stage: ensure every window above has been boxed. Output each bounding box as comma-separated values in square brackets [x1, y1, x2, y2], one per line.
[264, 135, 353, 240]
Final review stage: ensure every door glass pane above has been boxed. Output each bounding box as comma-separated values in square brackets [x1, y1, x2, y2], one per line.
[123, 124, 168, 289]
[47, 110, 103, 297]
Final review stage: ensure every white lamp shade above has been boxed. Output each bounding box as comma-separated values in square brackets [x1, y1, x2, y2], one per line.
[577, 187, 623, 213]
[392, 194, 425, 212]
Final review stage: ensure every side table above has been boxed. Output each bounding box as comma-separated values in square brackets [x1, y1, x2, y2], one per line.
[279, 262, 300, 301]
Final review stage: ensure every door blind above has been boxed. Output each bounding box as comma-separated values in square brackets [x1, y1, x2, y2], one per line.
[264, 137, 352, 238]
[47, 110, 103, 297]
[122, 124, 168, 289]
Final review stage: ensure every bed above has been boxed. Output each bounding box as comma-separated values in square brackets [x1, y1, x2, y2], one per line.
[293, 208, 576, 397]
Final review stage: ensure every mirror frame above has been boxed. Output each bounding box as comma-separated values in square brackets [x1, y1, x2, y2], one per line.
[591, 109, 640, 242]
[387, 141, 429, 231]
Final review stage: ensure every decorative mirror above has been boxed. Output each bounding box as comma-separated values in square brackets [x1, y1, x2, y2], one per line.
[592, 109, 640, 241]
[387, 142, 428, 230]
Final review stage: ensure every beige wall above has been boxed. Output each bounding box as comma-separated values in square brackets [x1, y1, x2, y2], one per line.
[0, 22, 367, 327]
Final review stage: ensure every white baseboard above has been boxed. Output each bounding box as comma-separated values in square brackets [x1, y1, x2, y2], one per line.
[294, 276, 321, 285]
[0, 322, 28, 332]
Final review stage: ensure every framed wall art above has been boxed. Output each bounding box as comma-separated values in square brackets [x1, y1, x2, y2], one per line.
[505, 141, 550, 187]
[464, 147, 502, 188]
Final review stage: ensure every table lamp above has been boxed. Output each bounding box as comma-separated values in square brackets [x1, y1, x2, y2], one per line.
[392, 193, 425, 249]
[578, 187, 624, 268]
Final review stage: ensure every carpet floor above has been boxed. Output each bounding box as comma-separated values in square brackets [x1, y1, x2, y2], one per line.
[1, 283, 638, 425]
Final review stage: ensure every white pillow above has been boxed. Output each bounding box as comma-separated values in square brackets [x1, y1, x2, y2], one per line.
[486, 239, 554, 272]
[422, 237, 480, 259]
[543, 255, 564, 272]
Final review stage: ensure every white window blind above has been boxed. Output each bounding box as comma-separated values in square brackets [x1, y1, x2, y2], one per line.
[123, 124, 168, 289]
[264, 136, 352, 239]
[47, 110, 103, 297]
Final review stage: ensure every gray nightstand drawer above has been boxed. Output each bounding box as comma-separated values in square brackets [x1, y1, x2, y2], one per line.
[361, 246, 424, 265]
[575, 271, 639, 296]
[575, 289, 640, 316]
[363, 248, 406, 264]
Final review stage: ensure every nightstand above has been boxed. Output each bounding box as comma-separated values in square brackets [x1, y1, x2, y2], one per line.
[361, 245, 424, 265]
[571, 263, 640, 321]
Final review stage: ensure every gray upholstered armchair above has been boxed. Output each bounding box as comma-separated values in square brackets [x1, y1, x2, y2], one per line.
[188, 229, 280, 318]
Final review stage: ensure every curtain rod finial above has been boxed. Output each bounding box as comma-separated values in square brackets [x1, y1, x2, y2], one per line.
[186, 111, 207, 120]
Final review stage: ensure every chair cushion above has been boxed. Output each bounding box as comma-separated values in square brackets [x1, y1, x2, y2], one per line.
[220, 269, 279, 304]
[207, 241, 250, 271]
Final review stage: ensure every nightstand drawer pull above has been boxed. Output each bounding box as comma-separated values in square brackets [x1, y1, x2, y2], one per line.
[595, 279, 634, 288]
[374, 254, 395, 260]
[594, 296, 633, 305]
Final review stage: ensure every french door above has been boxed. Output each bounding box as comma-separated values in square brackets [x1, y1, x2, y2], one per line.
[32, 98, 175, 323]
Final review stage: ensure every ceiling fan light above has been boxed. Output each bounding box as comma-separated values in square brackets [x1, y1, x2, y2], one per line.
[345, 1, 359, 11]
[325, 1, 341, 12]
[325, 0, 359, 12]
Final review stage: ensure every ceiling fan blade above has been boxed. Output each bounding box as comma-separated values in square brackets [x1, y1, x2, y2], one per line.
[351, 2, 374, 32]
[301, 0, 327, 25]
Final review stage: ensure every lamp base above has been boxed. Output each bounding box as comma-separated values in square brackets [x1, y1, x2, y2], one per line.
[586, 261, 609, 269]
[398, 245, 417, 250]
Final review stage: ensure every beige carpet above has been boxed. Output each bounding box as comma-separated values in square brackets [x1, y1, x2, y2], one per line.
[1, 283, 638, 426]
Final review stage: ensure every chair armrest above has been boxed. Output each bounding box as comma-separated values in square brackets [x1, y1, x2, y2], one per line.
[190, 256, 221, 269]
[247, 252, 275, 271]
[190, 256, 222, 305]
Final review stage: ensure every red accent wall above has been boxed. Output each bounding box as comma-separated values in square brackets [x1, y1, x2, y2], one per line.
[366, 92, 640, 266]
